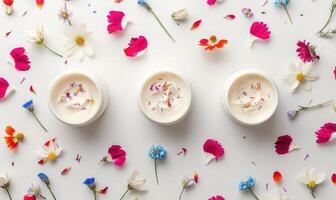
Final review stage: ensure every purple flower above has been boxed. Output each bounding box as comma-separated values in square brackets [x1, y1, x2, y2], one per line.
[287, 110, 297, 120]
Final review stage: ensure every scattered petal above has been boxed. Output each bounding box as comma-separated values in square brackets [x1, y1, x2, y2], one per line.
[61, 167, 71, 175]
[249, 21, 271, 46]
[315, 123, 336, 144]
[332, 173, 336, 185]
[10, 47, 31, 71]
[4, 125, 24, 150]
[273, 171, 282, 184]
[107, 10, 129, 33]
[224, 14, 235, 20]
[177, 147, 187, 156]
[190, 20, 202, 30]
[5, 31, 12, 37]
[0, 77, 14, 101]
[275, 135, 299, 155]
[29, 85, 37, 95]
[98, 186, 109, 194]
[203, 139, 224, 165]
[242, 8, 253, 18]
[35, 0, 44, 9]
[124, 35, 148, 57]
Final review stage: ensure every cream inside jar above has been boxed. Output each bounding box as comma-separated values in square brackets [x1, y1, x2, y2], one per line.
[139, 71, 191, 125]
[49, 72, 102, 125]
[225, 71, 278, 125]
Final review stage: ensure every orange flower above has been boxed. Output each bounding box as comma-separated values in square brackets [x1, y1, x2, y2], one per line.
[199, 35, 228, 51]
[4, 125, 24, 150]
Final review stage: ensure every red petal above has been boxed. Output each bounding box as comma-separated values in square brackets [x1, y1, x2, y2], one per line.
[191, 20, 202, 30]
[331, 173, 336, 185]
[29, 85, 37, 95]
[273, 171, 282, 183]
[224, 14, 235, 20]
[98, 187, 109, 194]
[61, 167, 72, 175]
[36, 0, 44, 8]
[3, 0, 13, 6]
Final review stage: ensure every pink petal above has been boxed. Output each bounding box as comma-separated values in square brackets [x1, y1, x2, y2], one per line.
[333, 66, 336, 80]
[108, 145, 126, 167]
[107, 10, 126, 33]
[209, 195, 225, 200]
[10, 47, 31, 71]
[275, 135, 294, 155]
[191, 20, 202, 30]
[203, 139, 224, 159]
[61, 167, 72, 175]
[207, 0, 217, 6]
[98, 187, 109, 194]
[124, 35, 148, 57]
[224, 14, 235, 20]
[315, 123, 336, 144]
[250, 21, 271, 40]
[0, 77, 14, 101]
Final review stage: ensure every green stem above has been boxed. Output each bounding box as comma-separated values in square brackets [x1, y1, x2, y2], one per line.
[248, 187, 259, 200]
[309, 186, 316, 199]
[283, 5, 293, 25]
[119, 188, 130, 200]
[93, 191, 97, 200]
[308, 100, 334, 110]
[41, 43, 63, 58]
[317, 5, 336, 34]
[4, 187, 12, 200]
[31, 111, 48, 132]
[149, 9, 176, 43]
[154, 159, 159, 185]
[178, 187, 185, 200]
[47, 185, 57, 200]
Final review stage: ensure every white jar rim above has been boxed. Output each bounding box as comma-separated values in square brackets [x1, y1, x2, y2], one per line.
[222, 69, 279, 126]
[48, 70, 108, 126]
[138, 71, 192, 125]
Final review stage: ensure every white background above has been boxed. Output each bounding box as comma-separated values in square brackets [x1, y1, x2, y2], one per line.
[1, 0, 336, 199]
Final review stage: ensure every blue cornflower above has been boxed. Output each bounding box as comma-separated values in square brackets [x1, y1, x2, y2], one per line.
[22, 99, 34, 111]
[149, 145, 167, 160]
[238, 176, 259, 200]
[274, 0, 293, 24]
[148, 145, 167, 185]
[274, 0, 290, 6]
[137, 0, 147, 6]
[83, 177, 108, 200]
[38, 172, 56, 200]
[83, 177, 96, 188]
[22, 99, 48, 132]
[38, 173, 50, 185]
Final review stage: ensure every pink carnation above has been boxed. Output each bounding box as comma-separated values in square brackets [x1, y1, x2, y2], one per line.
[203, 139, 224, 165]
[107, 10, 128, 34]
[10, 47, 31, 71]
[315, 123, 336, 144]
[124, 36, 148, 57]
[0, 77, 14, 101]
[296, 40, 320, 63]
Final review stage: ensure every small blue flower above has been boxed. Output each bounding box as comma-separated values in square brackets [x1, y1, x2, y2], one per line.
[137, 0, 147, 6]
[287, 110, 297, 120]
[38, 172, 50, 185]
[238, 176, 255, 191]
[23, 99, 34, 111]
[83, 177, 95, 186]
[148, 145, 167, 160]
[274, 0, 290, 6]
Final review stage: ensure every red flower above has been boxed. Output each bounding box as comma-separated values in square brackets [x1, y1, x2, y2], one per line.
[4, 125, 24, 150]
[296, 40, 320, 63]
[199, 35, 228, 51]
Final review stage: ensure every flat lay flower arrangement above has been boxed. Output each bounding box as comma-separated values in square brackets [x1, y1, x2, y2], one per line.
[0, 0, 336, 199]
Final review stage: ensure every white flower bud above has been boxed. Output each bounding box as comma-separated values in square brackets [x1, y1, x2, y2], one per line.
[171, 9, 188, 21]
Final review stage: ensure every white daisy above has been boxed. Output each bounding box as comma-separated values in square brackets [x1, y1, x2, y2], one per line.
[298, 168, 325, 199]
[260, 189, 288, 200]
[64, 24, 94, 61]
[0, 172, 10, 188]
[35, 139, 62, 164]
[127, 170, 146, 191]
[26, 25, 45, 44]
[283, 61, 319, 93]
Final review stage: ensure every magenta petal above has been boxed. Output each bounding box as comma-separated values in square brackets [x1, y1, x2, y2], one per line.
[124, 35, 148, 57]
[10, 47, 31, 71]
[0, 77, 10, 100]
[315, 123, 336, 144]
[203, 139, 224, 158]
[107, 10, 125, 33]
[108, 145, 126, 167]
[207, 0, 217, 6]
[250, 21, 271, 40]
[113, 156, 126, 166]
[275, 135, 293, 155]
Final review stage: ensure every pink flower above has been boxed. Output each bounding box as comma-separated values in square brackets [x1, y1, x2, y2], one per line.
[203, 139, 224, 165]
[296, 40, 319, 63]
[209, 195, 225, 200]
[0, 77, 14, 101]
[249, 21, 271, 46]
[206, 0, 223, 6]
[274, 135, 299, 155]
[10, 47, 31, 71]
[334, 66, 336, 80]
[107, 10, 128, 34]
[315, 123, 336, 144]
[124, 35, 148, 57]
[108, 145, 126, 166]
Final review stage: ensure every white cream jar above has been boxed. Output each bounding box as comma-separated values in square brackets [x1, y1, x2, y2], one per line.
[48, 70, 109, 126]
[222, 69, 278, 126]
[139, 71, 192, 125]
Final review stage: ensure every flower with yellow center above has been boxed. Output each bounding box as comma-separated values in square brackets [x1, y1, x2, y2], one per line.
[64, 24, 94, 61]
[35, 138, 62, 165]
[298, 168, 325, 199]
[283, 61, 319, 93]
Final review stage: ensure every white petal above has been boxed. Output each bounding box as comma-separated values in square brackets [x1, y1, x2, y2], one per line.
[288, 63, 298, 73]
[204, 153, 215, 165]
[302, 81, 312, 91]
[290, 81, 300, 93]
[85, 44, 94, 57]
[283, 74, 296, 82]
[302, 63, 313, 75]
[35, 149, 48, 158]
[315, 173, 326, 184]
[305, 74, 319, 81]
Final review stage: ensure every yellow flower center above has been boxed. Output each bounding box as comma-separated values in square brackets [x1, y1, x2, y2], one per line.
[75, 36, 85, 46]
[47, 152, 57, 161]
[308, 181, 316, 188]
[296, 72, 305, 82]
